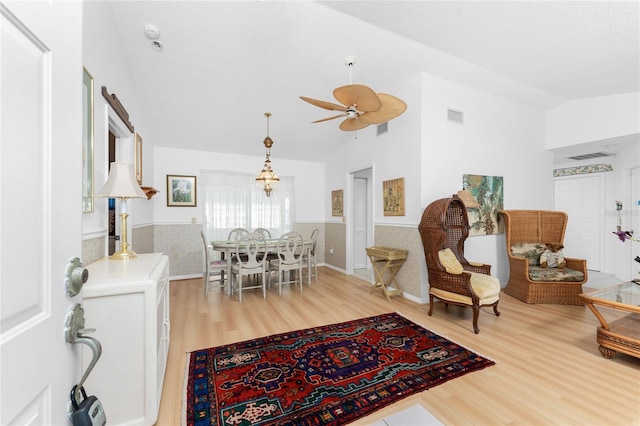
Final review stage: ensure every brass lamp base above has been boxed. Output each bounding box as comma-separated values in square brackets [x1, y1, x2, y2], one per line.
[109, 248, 138, 261]
[109, 210, 137, 261]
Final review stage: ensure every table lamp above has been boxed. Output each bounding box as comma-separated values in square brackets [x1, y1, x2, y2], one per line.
[96, 162, 146, 260]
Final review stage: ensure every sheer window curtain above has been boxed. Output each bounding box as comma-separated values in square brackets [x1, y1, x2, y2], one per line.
[200, 170, 296, 249]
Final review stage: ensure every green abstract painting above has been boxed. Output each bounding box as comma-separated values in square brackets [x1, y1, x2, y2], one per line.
[462, 174, 504, 236]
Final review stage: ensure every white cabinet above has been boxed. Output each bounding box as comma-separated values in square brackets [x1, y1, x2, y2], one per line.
[82, 253, 170, 425]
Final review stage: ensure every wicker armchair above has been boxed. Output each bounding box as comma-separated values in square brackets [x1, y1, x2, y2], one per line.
[418, 195, 500, 334]
[501, 210, 588, 304]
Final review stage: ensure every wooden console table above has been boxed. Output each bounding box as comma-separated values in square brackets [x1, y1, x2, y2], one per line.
[580, 282, 640, 359]
[366, 246, 408, 302]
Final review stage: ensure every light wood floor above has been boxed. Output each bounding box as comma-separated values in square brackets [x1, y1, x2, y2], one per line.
[157, 267, 640, 425]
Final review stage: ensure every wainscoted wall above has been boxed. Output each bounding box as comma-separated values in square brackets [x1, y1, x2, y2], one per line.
[373, 225, 425, 302]
[324, 223, 346, 270]
[82, 224, 155, 267]
[82, 236, 106, 266]
[154, 224, 202, 278]
[132, 224, 154, 255]
[151, 223, 327, 279]
[294, 223, 325, 265]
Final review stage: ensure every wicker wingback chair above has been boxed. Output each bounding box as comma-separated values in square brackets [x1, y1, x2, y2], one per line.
[501, 210, 587, 304]
[418, 195, 500, 334]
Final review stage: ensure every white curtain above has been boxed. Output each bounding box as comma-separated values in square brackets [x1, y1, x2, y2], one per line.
[200, 170, 296, 243]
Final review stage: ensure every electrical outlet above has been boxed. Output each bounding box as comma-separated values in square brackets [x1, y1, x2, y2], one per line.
[191, 217, 196, 224]
[329, 248, 334, 255]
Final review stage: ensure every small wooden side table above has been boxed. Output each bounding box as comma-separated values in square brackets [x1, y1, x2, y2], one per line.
[366, 246, 408, 302]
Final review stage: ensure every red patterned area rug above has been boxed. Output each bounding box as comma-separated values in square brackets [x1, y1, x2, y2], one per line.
[183, 312, 494, 426]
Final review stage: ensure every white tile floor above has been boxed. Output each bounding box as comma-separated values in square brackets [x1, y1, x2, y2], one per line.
[369, 404, 443, 426]
[582, 270, 624, 290]
[353, 268, 373, 283]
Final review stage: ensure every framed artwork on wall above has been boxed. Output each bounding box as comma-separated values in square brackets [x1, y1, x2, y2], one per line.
[383, 177, 405, 216]
[135, 133, 143, 184]
[167, 175, 197, 207]
[331, 190, 343, 217]
[82, 67, 94, 212]
[462, 174, 504, 236]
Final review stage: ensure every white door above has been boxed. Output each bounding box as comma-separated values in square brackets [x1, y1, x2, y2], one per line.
[353, 177, 368, 269]
[554, 174, 603, 271]
[1, 2, 83, 424]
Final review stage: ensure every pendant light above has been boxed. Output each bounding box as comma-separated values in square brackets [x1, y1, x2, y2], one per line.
[255, 112, 280, 196]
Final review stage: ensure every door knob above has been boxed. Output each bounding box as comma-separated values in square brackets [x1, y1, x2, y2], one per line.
[65, 257, 89, 297]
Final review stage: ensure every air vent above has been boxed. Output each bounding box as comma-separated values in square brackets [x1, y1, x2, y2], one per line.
[447, 109, 464, 124]
[567, 152, 613, 161]
[376, 122, 388, 136]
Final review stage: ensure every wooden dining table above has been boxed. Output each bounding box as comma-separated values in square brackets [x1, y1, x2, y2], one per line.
[210, 238, 314, 296]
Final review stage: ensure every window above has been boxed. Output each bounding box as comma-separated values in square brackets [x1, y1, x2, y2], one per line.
[200, 170, 296, 242]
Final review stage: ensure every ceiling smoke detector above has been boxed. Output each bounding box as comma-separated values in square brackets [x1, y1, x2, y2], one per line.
[150, 40, 164, 51]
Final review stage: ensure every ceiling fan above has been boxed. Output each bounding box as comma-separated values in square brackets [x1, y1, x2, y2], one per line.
[300, 58, 407, 131]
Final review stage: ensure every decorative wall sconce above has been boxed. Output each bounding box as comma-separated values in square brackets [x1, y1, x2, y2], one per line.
[255, 112, 280, 196]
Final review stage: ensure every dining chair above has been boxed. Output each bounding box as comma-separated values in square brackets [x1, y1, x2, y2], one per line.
[301, 228, 319, 285]
[253, 228, 271, 239]
[200, 230, 226, 295]
[228, 227, 249, 242]
[231, 233, 267, 302]
[268, 232, 304, 295]
[253, 228, 278, 262]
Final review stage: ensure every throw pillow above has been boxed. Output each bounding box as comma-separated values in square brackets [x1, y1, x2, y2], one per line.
[438, 248, 464, 274]
[510, 242, 546, 266]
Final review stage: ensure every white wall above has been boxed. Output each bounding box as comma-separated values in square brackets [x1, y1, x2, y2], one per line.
[421, 72, 551, 284]
[547, 92, 640, 280]
[82, 1, 154, 241]
[152, 147, 325, 224]
[546, 92, 640, 148]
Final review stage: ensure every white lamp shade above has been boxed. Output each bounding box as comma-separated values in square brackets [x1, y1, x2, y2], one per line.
[96, 162, 146, 198]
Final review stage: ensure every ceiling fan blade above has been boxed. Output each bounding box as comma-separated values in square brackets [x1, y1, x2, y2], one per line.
[299, 96, 347, 111]
[333, 84, 381, 112]
[359, 93, 407, 125]
[339, 117, 370, 132]
[312, 113, 345, 123]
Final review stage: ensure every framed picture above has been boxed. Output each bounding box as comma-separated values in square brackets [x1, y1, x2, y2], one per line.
[462, 174, 504, 236]
[82, 67, 94, 212]
[383, 177, 405, 216]
[167, 175, 197, 207]
[135, 133, 143, 184]
[331, 190, 343, 217]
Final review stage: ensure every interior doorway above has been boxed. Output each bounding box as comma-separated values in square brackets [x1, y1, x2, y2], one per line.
[107, 131, 116, 255]
[351, 167, 373, 278]
[554, 174, 603, 271]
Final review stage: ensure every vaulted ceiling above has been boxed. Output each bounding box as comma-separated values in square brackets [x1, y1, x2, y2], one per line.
[109, 1, 639, 163]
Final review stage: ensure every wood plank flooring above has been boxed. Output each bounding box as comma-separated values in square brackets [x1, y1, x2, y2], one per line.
[157, 267, 640, 425]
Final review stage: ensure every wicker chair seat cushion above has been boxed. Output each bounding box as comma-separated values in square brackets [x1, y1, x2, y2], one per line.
[510, 242, 546, 266]
[438, 248, 464, 274]
[528, 266, 585, 282]
[430, 272, 500, 305]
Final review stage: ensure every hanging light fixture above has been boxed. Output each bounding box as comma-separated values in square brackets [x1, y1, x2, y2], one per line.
[255, 112, 280, 196]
